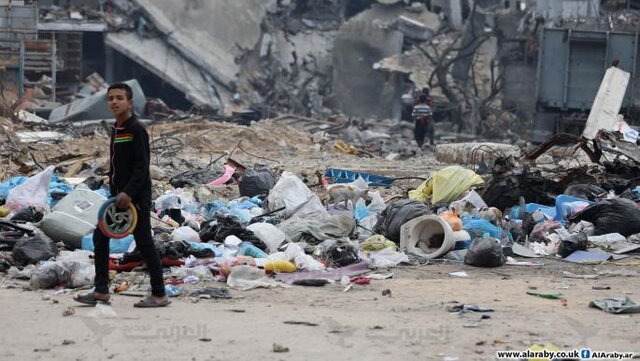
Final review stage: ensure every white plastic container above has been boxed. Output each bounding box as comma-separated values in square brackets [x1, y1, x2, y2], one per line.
[39, 189, 107, 249]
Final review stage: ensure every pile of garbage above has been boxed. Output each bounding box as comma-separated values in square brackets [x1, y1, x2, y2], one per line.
[1, 121, 639, 303]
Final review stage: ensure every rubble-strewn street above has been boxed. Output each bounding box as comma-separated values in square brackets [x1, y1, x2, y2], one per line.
[1, 0, 640, 360]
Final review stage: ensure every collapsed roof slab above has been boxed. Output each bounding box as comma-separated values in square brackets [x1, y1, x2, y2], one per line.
[132, 0, 276, 89]
[105, 31, 228, 110]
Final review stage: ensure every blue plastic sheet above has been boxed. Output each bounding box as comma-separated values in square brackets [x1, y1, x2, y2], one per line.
[188, 241, 222, 257]
[0, 176, 27, 201]
[202, 199, 259, 224]
[354, 203, 370, 221]
[82, 233, 135, 254]
[508, 194, 594, 223]
[324, 168, 395, 187]
[462, 217, 513, 245]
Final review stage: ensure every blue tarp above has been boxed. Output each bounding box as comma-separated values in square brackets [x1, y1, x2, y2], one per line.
[324, 168, 395, 187]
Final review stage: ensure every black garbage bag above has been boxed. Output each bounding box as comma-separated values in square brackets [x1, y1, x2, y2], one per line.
[564, 184, 606, 201]
[374, 199, 431, 243]
[81, 176, 104, 191]
[325, 241, 359, 267]
[502, 220, 525, 244]
[121, 240, 191, 263]
[11, 206, 44, 223]
[188, 243, 217, 258]
[239, 167, 276, 198]
[12, 230, 57, 266]
[464, 235, 506, 267]
[570, 198, 640, 237]
[600, 178, 633, 195]
[481, 172, 558, 212]
[199, 214, 266, 250]
[557, 232, 588, 258]
[170, 168, 223, 188]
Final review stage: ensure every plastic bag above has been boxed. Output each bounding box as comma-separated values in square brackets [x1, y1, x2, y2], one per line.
[246, 223, 285, 253]
[66, 261, 95, 288]
[172, 226, 201, 243]
[199, 214, 266, 250]
[361, 235, 396, 251]
[12, 230, 57, 266]
[170, 265, 214, 281]
[267, 171, 327, 218]
[226, 265, 285, 291]
[6, 166, 54, 212]
[367, 191, 386, 214]
[283, 243, 325, 271]
[373, 199, 431, 243]
[29, 261, 69, 289]
[462, 217, 513, 245]
[82, 234, 135, 254]
[570, 198, 640, 237]
[357, 214, 378, 240]
[354, 191, 385, 221]
[409, 166, 484, 205]
[11, 206, 44, 223]
[368, 248, 409, 268]
[239, 167, 276, 197]
[464, 234, 506, 267]
[325, 240, 359, 267]
[564, 184, 606, 201]
[154, 188, 193, 211]
[187, 241, 222, 258]
[556, 232, 588, 258]
[439, 210, 462, 231]
[7, 264, 36, 279]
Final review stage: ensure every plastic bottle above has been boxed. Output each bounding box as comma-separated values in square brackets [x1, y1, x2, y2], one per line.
[239, 242, 268, 258]
[164, 285, 183, 297]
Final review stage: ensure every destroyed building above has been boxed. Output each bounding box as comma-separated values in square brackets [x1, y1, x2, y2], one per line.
[1, 0, 639, 142]
[497, 0, 640, 141]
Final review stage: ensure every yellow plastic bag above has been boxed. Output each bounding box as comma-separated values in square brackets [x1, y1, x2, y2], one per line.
[263, 260, 297, 273]
[409, 166, 484, 205]
[361, 235, 397, 251]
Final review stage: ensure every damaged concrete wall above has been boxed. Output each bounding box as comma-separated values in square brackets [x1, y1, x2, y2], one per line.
[536, 0, 600, 19]
[133, 0, 276, 89]
[332, 3, 442, 120]
[333, 19, 403, 120]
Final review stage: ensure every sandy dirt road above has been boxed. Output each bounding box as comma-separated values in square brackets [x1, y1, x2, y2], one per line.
[1, 259, 638, 361]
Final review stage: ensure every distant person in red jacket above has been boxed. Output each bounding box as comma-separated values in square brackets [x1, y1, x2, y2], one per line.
[75, 83, 170, 308]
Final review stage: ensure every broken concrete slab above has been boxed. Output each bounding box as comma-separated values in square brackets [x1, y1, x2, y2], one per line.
[133, 0, 275, 89]
[583, 67, 630, 140]
[105, 32, 226, 110]
[435, 143, 521, 165]
[16, 131, 69, 143]
[48, 79, 145, 123]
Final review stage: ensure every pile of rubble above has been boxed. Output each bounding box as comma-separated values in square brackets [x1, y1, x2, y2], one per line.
[0, 99, 639, 317]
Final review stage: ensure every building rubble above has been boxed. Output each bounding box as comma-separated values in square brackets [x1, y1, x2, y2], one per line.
[0, 1, 640, 359]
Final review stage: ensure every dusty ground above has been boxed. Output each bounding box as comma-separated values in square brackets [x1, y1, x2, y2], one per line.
[1, 258, 639, 361]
